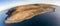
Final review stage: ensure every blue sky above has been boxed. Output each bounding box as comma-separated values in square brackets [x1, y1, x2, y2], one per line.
[0, 0, 60, 11]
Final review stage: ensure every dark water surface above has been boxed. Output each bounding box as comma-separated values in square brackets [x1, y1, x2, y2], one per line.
[0, 6, 60, 26]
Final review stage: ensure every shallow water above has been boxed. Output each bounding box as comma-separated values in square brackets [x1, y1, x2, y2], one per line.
[0, 6, 60, 26]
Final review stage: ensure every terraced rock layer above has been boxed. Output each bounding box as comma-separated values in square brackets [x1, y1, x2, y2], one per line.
[5, 4, 55, 24]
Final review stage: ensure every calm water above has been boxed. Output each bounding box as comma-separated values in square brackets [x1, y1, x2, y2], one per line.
[0, 6, 60, 26]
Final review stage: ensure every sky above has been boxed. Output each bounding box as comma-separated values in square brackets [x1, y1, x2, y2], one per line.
[0, 0, 60, 11]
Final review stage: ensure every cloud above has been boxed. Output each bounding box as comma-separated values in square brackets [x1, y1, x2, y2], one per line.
[0, 0, 60, 11]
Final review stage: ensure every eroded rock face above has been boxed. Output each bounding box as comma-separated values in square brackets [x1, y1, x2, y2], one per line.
[5, 4, 55, 24]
